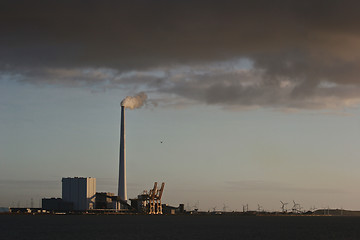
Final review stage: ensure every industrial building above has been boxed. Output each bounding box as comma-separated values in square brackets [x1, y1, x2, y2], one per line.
[95, 192, 116, 209]
[62, 177, 96, 211]
[94, 192, 133, 212]
[40, 176, 135, 212]
[162, 204, 185, 215]
[42, 198, 73, 212]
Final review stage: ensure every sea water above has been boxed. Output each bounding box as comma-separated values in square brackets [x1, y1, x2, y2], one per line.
[1, 215, 359, 240]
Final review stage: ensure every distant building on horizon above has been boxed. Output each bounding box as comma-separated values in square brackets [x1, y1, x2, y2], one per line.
[62, 177, 96, 211]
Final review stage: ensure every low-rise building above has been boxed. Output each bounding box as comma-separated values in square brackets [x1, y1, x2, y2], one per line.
[42, 198, 73, 212]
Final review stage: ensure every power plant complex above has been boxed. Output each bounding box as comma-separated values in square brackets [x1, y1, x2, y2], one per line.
[39, 102, 182, 215]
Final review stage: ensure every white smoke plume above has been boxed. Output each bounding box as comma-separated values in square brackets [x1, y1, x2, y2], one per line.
[121, 92, 147, 109]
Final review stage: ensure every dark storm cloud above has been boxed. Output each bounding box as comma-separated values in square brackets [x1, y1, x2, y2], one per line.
[1, 0, 360, 109]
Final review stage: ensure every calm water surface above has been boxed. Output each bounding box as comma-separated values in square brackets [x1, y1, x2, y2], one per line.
[1, 215, 360, 240]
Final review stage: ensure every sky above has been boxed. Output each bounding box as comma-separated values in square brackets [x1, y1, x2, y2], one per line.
[1, 0, 360, 211]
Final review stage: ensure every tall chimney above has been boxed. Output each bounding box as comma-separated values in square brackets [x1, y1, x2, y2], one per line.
[118, 105, 127, 200]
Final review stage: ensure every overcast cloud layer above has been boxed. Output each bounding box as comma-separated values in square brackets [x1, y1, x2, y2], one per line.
[2, 0, 360, 109]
